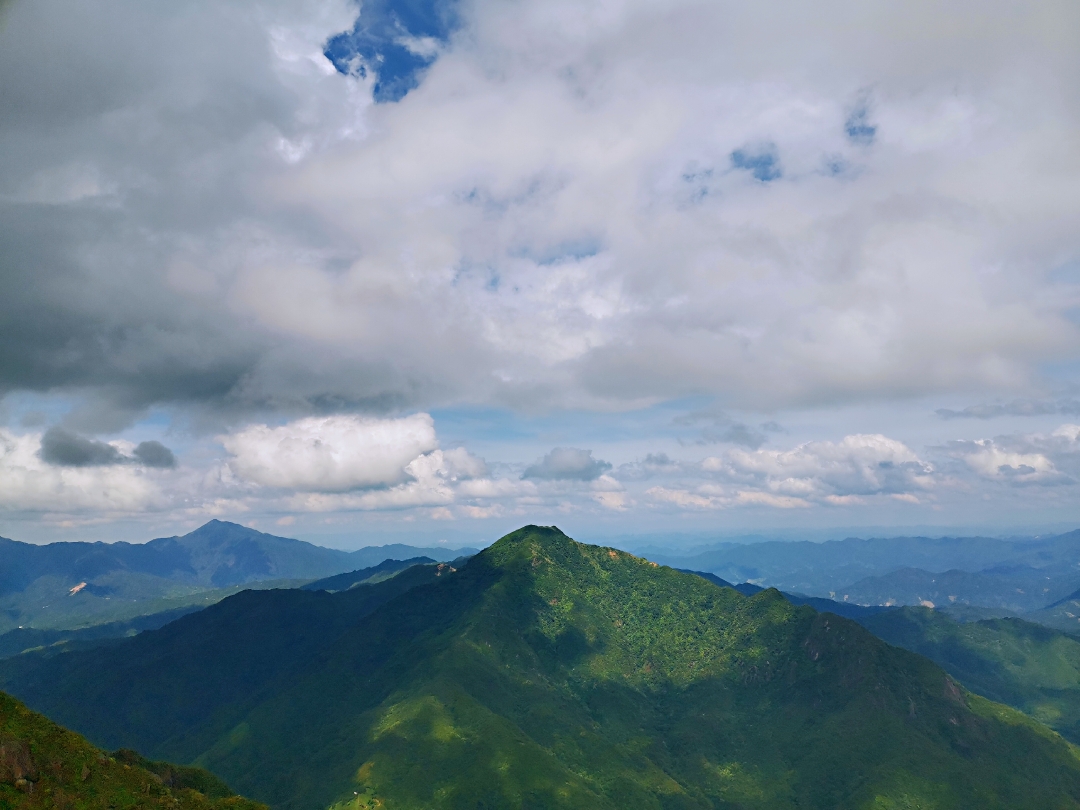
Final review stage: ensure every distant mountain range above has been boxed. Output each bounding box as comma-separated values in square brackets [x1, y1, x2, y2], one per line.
[0, 520, 477, 636]
[6, 526, 1080, 809]
[651, 529, 1080, 615]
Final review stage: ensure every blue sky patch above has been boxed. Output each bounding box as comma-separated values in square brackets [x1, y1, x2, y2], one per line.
[730, 145, 781, 182]
[845, 99, 877, 144]
[324, 0, 460, 102]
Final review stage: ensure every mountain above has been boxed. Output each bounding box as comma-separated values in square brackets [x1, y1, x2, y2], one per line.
[678, 571, 1080, 746]
[0, 688, 264, 809]
[301, 557, 437, 592]
[856, 607, 1080, 745]
[649, 529, 1080, 596]
[9, 526, 1080, 809]
[1029, 588, 1080, 634]
[0, 604, 204, 660]
[0, 563, 454, 764]
[835, 565, 1074, 612]
[0, 520, 474, 635]
[679, 570, 896, 621]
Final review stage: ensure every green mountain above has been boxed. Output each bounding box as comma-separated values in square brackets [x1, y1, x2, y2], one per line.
[9, 526, 1080, 809]
[0, 688, 264, 809]
[856, 606, 1080, 744]
[300, 557, 438, 592]
[0, 564, 453, 763]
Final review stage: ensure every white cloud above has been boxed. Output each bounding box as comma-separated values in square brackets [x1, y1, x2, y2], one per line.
[0, 430, 169, 514]
[643, 433, 933, 511]
[222, 414, 439, 491]
[2, 0, 1078, 427]
[2, 0, 1080, 535]
[945, 424, 1080, 486]
[703, 434, 934, 498]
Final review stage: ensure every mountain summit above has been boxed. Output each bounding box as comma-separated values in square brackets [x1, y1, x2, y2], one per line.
[9, 526, 1080, 809]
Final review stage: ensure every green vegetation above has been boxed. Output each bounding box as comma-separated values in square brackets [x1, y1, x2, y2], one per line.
[0, 564, 452, 762]
[11, 526, 1080, 809]
[0, 689, 264, 810]
[859, 606, 1080, 743]
[189, 528, 1080, 808]
[300, 557, 438, 592]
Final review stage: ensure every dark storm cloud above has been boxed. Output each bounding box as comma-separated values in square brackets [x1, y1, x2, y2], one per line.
[39, 427, 124, 466]
[38, 427, 178, 468]
[133, 440, 176, 469]
[523, 448, 611, 481]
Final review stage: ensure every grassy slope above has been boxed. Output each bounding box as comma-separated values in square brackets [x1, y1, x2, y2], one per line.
[0, 689, 264, 810]
[859, 606, 1080, 743]
[195, 527, 1080, 810]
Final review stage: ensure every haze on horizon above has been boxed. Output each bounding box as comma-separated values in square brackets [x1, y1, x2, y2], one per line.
[1, 0, 1079, 548]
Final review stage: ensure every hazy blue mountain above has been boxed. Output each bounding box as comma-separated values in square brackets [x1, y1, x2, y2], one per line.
[0, 520, 475, 634]
[835, 565, 1078, 612]
[643, 533, 1080, 609]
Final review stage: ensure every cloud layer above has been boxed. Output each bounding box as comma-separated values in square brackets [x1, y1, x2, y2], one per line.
[1, 0, 1079, 537]
[1, 0, 1078, 430]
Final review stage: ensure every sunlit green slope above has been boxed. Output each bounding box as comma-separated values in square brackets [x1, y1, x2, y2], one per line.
[858, 606, 1080, 743]
[197, 526, 1080, 810]
[0, 689, 264, 810]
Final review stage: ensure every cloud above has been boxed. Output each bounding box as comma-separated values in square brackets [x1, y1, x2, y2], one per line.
[523, 447, 612, 481]
[645, 485, 811, 510]
[936, 399, 1080, 419]
[695, 433, 934, 504]
[943, 424, 1080, 486]
[2, 0, 1080, 536]
[38, 427, 178, 470]
[39, 427, 124, 466]
[0, 0, 1077, 435]
[0, 429, 169, 513]
[222, 414, 439, 492]
[133, 440, 176, 469]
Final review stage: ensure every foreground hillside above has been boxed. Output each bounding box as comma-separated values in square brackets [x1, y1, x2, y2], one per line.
[0, 689, 264, 809]
[10, 526, 1080, 809]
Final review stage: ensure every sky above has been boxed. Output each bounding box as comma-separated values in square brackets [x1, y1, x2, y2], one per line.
[1, 0, 1080, 549]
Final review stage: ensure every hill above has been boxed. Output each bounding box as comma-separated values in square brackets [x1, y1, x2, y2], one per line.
[856, 606, 1080, 744]
[0, 520, 474, 635]
[9, 526, 1080, 809]
[301, 557, 436, 592]
[0, 688, 264, 809]
[0, 563, 455, 763]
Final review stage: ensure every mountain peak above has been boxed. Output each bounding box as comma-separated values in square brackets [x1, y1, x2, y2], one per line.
[478, 524, 648, 575]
